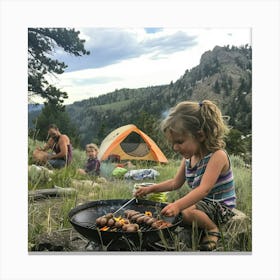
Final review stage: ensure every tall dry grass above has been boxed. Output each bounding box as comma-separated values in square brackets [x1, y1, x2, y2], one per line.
[28, 138, 252, 251]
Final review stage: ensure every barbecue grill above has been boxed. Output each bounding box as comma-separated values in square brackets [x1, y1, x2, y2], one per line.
[69, 199, 184, 251]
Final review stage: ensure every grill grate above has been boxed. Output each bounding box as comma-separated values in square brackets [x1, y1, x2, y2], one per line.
[80, 211, 183, 233]
[75, 212, 182, 234]
[87, 222, 160, 233]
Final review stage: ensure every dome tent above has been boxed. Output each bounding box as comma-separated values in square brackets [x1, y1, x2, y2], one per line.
[98, 124, 168, 163]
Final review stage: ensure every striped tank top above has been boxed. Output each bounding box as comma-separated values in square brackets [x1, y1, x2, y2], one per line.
[185, 151, 236, 208]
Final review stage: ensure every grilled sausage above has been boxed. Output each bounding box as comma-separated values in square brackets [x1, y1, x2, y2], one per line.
[126, 225, 136, 232]
[124, 210, 139, 219]
[158, 222, 172, 229]
[136, 215, 146, 224]
[125, 224, 139, 232]
[105, 213, 114, 219]
[117, 218, 129, 224]
[115, 221, 122, 228]
[151, 220, 172, 229]
[143, 216, 152, 223]
[146, 217, 157, 226]
[130, 213, 144, 222]
[151, 220, 165, 229]
[107, 218, 115, 227]
[95, 217, 102, 225]
[124, 209, 137, 215]
[122, 224, 129, 231]
[124, 209, 136, 215]
[99, 217, 108, 227]
[134, 223, 140, 230]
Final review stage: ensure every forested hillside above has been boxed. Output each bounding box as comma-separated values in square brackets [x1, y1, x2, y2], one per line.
[66, 45, 252, 150]
[28, 45, 252, 161]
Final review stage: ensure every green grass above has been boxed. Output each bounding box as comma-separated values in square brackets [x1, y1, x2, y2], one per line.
[28, 138, 252, 252]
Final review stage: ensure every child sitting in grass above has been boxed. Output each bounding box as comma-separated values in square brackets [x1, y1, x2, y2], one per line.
[78, 143, 100, 176]
[135, 100, 236, 251]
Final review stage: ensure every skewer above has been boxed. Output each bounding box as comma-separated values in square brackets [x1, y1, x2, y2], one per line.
[112, 198, 135, 215]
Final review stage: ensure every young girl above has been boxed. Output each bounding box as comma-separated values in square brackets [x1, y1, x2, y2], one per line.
[135, 100, 236, 251]
[78, 143, 101, 176]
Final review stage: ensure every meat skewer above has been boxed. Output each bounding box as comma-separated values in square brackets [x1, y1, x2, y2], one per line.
[95, 209, 173, 232]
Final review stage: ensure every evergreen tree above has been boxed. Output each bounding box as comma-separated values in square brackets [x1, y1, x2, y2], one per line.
[213, 80, 221, 93]
[28, 28, 90, 106]
[226, 128, 247, 156]
[34, 103, 80, 147]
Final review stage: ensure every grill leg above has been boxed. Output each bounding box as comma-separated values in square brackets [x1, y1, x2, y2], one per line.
[85, 241, 102, 251]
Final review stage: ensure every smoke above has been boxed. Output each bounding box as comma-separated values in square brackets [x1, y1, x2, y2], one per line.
[161, 109, 169, 119]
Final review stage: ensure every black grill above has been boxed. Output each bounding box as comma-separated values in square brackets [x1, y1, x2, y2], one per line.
[69, 199, 184, 251]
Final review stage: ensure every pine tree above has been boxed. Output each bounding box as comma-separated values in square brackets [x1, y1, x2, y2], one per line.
[34, 103, 80, 147]
[28, 28, 89, 106]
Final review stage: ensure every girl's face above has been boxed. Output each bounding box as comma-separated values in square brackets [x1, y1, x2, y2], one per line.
[169, 131, 200, 159]
[86, 149, 98, 159]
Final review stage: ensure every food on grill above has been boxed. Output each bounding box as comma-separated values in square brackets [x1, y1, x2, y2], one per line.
[114, 221, 122, 228]
[145, 211, 152, 217]
[146, 217, 157, 226]
[96, 215, 116, 227]
[151, 220, 172, 229]
[107, 218, 115, 227]
[114, 216, 129, 224]
[105, 213, 114, 219]
[123, 223, 139, 232]
[126, 226, 136, 232]
[130, 213, 144, 222]
[136, 215, 147, 224]
[143, 216, 152, 223]
[95, 209, 173, 232]
[99, 217, 108, 227]
[121, 224, 129, 231]
[124, 210, 139, 218]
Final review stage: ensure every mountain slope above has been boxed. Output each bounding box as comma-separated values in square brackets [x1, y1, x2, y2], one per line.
[66, 45, 252, 148]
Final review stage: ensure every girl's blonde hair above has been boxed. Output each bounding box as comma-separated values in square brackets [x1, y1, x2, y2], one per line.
[86, 143, 99, 152]
[161, 100, 229, 152]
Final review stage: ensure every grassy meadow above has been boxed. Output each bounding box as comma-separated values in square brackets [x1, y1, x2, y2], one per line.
[28, 138, 252, 252]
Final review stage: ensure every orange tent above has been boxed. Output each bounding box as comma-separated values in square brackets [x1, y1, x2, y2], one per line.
[98, 124, 168, 163]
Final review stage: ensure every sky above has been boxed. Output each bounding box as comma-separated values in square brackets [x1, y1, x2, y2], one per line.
[44, 27, 251, 105]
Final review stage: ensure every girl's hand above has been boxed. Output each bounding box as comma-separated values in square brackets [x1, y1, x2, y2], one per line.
[134, 186, 151, 197]
[161, 202, 180, 217]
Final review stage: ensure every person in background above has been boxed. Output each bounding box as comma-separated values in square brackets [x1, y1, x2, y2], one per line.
[37, 124, 73, 169]
[78, 143, 100, 176]
[135, 100, 236, 251]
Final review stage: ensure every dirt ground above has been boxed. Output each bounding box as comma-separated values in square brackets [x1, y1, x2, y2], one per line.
[30, 229, 90, 252]
[29, 224, 195, 252]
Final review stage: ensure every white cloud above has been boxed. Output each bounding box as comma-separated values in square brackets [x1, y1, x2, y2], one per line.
[57, 27, 197, 71]
[52, 28, 251, 104]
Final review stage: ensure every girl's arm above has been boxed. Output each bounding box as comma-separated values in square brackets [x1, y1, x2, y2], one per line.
[135, 158, 187, 197]
[161, 150, 229, 216]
